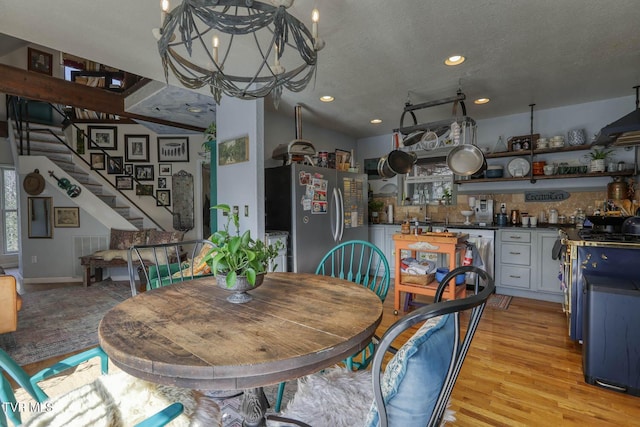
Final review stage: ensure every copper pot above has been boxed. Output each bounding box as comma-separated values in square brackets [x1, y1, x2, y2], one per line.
[510, 209, 520, 225]
[607, 177, 628, 200]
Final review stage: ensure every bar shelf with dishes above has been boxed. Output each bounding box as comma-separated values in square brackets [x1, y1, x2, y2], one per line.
[455, 135, 635, 184]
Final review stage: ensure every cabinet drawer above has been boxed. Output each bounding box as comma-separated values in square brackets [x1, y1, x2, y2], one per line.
[500, 265, 531, 289]
[500, 244, 531, 265]
[501, 231, 531, 243]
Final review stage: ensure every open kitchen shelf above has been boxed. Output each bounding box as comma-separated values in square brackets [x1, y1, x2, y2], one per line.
[455, 144, 636, 184]
[455, 170, 634, 184]
[486, 144, 590, 158]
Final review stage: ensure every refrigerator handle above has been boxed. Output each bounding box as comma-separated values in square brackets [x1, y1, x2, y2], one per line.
[331, 187, 340, 242]
[338, 188, 345, 241]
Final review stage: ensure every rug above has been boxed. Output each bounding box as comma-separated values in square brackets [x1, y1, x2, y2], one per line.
[0, 280, 131, 366]
[13, 356, 298, 427]
[487, 293, 512, 310]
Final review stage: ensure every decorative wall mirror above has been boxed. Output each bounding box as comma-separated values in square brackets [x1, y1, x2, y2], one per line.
[28, 197, 53, 238]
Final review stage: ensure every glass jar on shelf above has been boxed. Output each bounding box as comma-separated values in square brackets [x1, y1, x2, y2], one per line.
[576, 208, 586, 228]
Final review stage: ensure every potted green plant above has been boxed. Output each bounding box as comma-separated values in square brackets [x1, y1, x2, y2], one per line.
[200, 122, 216, 158]
[368, 199, 384, 223]
[588, 147, 613, 173]
[204, 204, 283, 303]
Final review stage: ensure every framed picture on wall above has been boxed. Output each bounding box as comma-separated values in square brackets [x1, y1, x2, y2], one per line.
[159, 164, 172, 176]
[53, 207, 80, 228]
[124, 163, 133, 176]
[107, 156, 123, 174]
[218, 135, 249, 166]
[88, 126, 117, 150]
[158, 137, 189, 162]
[27, 47, 53, 75]
[116, 175, 133, 190]
[156, 190, 171, 206]
[91, 153, 105, 170]
[125, 134, 150, 162]
[135, 165, 154, 181]
[76, 129, 85, 154]
[136, 184, 154, 196]
[158, 177, 167, 189]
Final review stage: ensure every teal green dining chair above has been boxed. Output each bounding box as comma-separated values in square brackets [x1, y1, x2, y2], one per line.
[274, 240, 390, 412]
[128, 239, 215, 296]
[0, 346, 184, 427]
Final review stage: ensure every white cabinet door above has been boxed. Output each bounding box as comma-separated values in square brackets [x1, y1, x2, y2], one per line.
[384, 226, 402, 277]
[537, 231, 563, 295]
[368, 225, 386, 275]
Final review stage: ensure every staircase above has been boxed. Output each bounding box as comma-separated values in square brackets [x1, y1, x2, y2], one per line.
[14, 122, 144, 229]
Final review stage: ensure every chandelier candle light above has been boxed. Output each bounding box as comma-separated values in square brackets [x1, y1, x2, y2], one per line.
[154, 0, 325, 107]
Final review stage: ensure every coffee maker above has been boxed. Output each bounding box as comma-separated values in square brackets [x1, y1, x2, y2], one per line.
[474, 198, 494, 226]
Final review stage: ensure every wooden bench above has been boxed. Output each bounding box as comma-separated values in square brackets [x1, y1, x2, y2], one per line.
[79, 228, 186, 287]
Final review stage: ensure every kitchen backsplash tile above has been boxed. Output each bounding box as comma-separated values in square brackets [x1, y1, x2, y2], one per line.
[371, 190, 633, 224]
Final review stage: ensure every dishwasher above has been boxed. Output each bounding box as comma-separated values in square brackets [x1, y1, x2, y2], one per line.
[445, 227, 495, 286]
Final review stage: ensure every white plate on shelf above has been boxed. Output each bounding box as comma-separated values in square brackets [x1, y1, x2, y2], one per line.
[507, 157, 530, 177]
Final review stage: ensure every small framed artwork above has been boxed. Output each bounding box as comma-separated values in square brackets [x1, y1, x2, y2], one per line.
[158, 177, 167, 189]
[88, 126, 118, 151]
[115, 175, 133, 190]
[124, 163, 133, 176]
[156, 190, 171, 206]
[91, 153, 105, 170]
[135, 165, 154, 181]
[158, 137, 189, 162]
[107, 156, 123, 174]
[159, 164, 172, 176]
[136, 184, 154, 196]
[218, 135, 249, 166]
[53, 207, 80, 228]
[27, 47, 53, 75]
[76, 129, 85, 155]
[125, 134, 150, 162]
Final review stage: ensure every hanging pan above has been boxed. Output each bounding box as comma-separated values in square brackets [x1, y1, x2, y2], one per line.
[446, 144, 486, 176]
[377, 156, 396, 179]
[387, 150, 417, 174]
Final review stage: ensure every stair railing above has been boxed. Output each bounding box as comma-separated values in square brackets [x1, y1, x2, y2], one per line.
[8, 96, 183, 232]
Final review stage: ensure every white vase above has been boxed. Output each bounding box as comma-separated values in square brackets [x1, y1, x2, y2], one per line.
[590, 159, 605, 173]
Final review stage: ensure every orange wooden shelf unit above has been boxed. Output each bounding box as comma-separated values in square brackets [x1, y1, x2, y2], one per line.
[392, 232, 468, 313]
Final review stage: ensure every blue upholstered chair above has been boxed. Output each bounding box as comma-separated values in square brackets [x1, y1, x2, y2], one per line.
[0, 346, 185, 427]
[128, 239, 215, 296]
[274, 240, 390, 412]
[268, 266, 494, 427]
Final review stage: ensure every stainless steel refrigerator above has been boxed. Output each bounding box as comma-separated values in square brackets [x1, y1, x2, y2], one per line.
[265, 164, 368, 273]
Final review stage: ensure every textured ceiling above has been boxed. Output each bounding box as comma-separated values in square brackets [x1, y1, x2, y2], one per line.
[1, 0, 639, 139]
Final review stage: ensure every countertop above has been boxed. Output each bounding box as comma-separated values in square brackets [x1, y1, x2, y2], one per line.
[370, 221, 563, 231]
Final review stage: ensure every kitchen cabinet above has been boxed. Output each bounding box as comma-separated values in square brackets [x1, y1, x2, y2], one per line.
[495, 228, 563, 302]
[369, 225, 386, 274]
[384, 225, 402, 277]
[455, 145, 634, 184]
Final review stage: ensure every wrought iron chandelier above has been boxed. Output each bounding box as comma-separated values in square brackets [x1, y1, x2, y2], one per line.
[154, 0, 325, 107]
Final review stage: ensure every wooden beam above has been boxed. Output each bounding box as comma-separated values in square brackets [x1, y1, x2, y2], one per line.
[0, 64, 205, 132]
[0, 63, 123, 114]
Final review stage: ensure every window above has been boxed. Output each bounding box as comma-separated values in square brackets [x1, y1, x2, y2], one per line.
[401, 159, 455, 206]
[1, 167, 18, 254]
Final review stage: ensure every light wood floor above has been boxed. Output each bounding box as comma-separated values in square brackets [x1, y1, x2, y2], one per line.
[16, 283, 640, 426]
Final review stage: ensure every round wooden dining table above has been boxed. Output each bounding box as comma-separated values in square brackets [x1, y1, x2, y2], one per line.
[99, 272, 383, 426]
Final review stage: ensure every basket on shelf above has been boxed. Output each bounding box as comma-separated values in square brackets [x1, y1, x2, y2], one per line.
[400, 272, 435, 286]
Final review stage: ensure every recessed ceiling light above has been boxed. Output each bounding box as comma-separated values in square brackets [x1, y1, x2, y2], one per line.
[320, 95, 334, 102]
[186, 106, 203, 113]
[370, 119, 382, 124]
[444, 55, 465, 66]
[474, 98, 490, 104]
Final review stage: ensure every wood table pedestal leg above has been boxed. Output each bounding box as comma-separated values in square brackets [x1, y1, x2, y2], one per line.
[241, 387, 269, 427]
